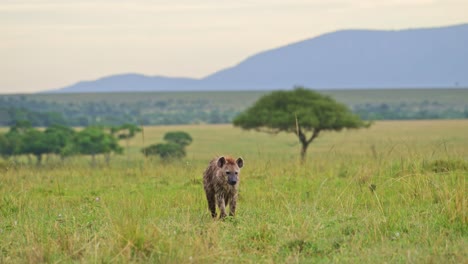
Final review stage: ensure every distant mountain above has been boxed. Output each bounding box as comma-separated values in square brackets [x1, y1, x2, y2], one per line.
[47, 23, 468, 93]
[49, 74, 201, 93]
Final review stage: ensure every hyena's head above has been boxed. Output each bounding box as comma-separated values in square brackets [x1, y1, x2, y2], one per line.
[217, 156, 244, 186]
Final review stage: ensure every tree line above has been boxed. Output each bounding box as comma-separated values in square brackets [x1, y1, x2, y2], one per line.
[0, 121, 192, 165]
[0, 121, 125, 165]
[0, 96, 237, 127]
[1, 93, 466, 128]
[353, 101, 468, 120]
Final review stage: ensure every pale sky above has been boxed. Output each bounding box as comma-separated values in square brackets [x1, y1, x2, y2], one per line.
[1, 0, 467, 94]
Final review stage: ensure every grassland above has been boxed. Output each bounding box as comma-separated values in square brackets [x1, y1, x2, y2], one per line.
[1, 120, 467, 263]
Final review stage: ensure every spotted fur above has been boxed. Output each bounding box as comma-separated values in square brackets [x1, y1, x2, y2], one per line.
[203, 156, 244, 218]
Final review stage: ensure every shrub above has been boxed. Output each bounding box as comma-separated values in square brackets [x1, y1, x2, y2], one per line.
[142, 131, 192, 160]
[142, 143, 185, 160]
[163, 131, 193, 147]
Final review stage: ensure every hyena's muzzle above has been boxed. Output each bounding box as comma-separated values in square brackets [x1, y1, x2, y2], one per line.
[227, 171, 238, 185]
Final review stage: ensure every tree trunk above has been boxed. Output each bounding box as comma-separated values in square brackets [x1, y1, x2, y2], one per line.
[91, 153, 96, 167]
[296, 127, 320, 163]
[126, 139, 130, 161]
[36, 154, 42, 166]
[105, 153, 111, 166]
[300, 142, 309, 162]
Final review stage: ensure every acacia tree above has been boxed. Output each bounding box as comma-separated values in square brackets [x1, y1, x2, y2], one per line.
[44, 124, 76, 161]
[74, 126, 123, 166]
[233, 87, 369, 161]
[3, 121, 34, 162]
[0, 133, 16, 159]
[111, 123, 142, 159]
[21, 129, 50, 165]
[111, 124, 141, 144]
[0, 121, 51, 164]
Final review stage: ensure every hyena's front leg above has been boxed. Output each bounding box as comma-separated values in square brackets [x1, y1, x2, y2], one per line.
[216, 193, 227, 218]
[229, 193, 237, 216]
[206, 192, 217, 218]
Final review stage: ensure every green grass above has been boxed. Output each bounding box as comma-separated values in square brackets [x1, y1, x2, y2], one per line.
[1, 120, 467, 263]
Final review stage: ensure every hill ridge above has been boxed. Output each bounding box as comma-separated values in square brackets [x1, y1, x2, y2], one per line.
[46, 23, 468, 93]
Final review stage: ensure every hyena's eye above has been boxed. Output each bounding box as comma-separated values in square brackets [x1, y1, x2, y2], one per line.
[226, 171, 231, 175]
[235, 172, 238, 175]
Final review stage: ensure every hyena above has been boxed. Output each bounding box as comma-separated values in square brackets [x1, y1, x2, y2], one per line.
[203, 156, 244, 218]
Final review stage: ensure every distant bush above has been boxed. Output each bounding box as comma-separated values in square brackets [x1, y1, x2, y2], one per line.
[142, 131, 193, 160]
[163, 131, 193, 147]
[142, 143, 185, 160]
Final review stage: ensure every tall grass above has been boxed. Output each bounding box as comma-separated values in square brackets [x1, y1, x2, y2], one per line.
[0, 120, 467, 263]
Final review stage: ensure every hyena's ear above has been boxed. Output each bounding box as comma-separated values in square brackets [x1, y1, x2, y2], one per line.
[217, 156, 226, 168]
[236, 157, 244, 168]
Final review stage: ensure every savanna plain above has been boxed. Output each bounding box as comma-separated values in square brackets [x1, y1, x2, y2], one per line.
[1, 120, 467, 263]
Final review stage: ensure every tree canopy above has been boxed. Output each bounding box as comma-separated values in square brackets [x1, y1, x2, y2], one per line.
[163, 131, 193, 147]
[233, 87, 369, 160]
[44, 124, 76, 158]
[142, 143, 186, 160]
[74, 126, 123, 165]
[0, 122, 125, 166]
[111, 123, 142, 140]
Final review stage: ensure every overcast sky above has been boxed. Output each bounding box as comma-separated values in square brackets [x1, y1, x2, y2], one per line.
[1, 0, 467, 94]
